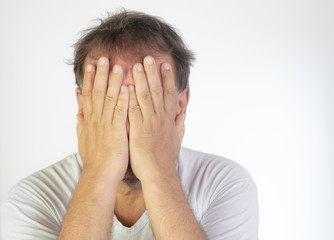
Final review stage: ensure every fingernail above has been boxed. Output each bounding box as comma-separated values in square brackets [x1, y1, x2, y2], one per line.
[121, 85, 125, 93]
[129, 85, 134, 92]
[136, 64, 143, 72]
[146, 57, 154, 65]
[113, 65, 120, 73]
[86, 65, 92, 72]
[164, 63, 170, 70]
[99, 58, 105, 66]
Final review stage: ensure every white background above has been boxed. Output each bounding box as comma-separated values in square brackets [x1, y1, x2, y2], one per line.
[0, 0, 333, 239]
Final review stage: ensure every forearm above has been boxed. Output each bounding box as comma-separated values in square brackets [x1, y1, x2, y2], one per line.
[58, 169, 118, 240]
[141, 171, 206, 240]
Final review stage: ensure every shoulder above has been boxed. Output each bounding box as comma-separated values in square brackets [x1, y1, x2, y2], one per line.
[177, 146, 254, 190]
[1, 153, 82, 238]
[6, 152, 82, 204]
[177, 147, 258, 239]
[177, 146, 258, 220]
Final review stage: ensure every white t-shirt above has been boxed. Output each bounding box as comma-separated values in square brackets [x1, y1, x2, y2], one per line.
[1, 147, 259, 239]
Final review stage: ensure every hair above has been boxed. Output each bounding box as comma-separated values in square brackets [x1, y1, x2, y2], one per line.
[70, 10, 195, 92]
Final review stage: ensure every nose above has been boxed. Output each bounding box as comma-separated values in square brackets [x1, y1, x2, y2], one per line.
[122, 69, 135, 86]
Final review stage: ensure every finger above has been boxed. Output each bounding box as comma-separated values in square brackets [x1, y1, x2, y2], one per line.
[112, 85, 129, 128]
[92, 57, 109, 119]
[128, 85, 143, 126]
[132, 63, 155, 120]
[102, 64, 123, 124]
[143, 56, 164, 114]
[82, 64, 95, 116]
[161, 62, 177, 114]
[76, 112, 84, 141]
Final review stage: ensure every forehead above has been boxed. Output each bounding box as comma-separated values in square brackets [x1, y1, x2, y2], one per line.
[84, 50, 174, 70]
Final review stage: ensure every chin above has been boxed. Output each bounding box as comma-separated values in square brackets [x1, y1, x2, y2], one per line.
[122, 161, 140, 186]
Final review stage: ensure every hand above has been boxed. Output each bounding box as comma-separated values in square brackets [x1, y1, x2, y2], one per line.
[128, 56, 185, 182]
[76, 57, 129, 182]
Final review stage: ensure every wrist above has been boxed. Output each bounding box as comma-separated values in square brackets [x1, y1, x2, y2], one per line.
[80, 167, 121, 191]
[140, 167, 180, 192]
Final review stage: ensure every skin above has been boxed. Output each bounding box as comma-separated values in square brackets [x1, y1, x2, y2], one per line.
[58, 53, 206, 239]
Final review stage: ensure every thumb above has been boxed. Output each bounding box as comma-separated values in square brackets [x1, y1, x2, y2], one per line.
[76, 113, 84, 141]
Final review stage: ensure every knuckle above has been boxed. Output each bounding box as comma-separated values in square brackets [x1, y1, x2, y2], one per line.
[90, 115, 100, 125]
[82, 89, 91, 97]
[100, 118, 110, 128]
[104, 95, 117, 105]
[129, 103, 140, 112]
[151, 86, 162, 95]
[83, 118, 90, 127]
[104, 123, 112, 130]
[114, 105, 126, 114]
[141, 92, 152, 101]
[158, 117, 168, 127]
[93, 88, 103, 97]
[82, 113, 91, 123]
[165, 88, 176, 97]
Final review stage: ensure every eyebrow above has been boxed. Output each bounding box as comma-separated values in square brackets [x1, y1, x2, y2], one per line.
[87, 52, 164, 62]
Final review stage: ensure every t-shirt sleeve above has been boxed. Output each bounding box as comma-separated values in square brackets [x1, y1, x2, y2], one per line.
[200, 177, 259, 240]
[1, 179, 61, 240]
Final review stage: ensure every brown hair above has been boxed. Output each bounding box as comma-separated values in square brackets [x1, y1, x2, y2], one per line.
[70, 10, 195, 92]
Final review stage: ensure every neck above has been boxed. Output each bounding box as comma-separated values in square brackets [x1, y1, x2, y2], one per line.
[114, 180, 146, 227]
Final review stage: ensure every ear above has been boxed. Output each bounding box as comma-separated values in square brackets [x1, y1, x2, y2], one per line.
[75, 88, 83, 114]
[175, 88, 189, 145]
[176, 87, 190, 119]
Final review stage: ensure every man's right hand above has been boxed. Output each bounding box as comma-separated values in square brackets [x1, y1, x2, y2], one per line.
[59, 57, 129, 239]
[76, 57, 129, 183]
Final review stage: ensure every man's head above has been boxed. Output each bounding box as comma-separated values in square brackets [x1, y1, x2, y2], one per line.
[72, 10, 194, 186]
[71, 10, 195, 93]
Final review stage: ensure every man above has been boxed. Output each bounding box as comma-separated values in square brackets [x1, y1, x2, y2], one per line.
[1, 10, 258, 239]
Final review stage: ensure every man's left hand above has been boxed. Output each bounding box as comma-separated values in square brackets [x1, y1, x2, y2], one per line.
[128, 56, 185, 183]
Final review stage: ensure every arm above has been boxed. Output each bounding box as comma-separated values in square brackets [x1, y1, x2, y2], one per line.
[128, 57, 206, 239]
[59, 58, 129, 239]
[58, 170, 118, 239]
[141, 171, 206, 240]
